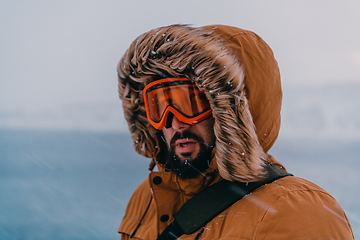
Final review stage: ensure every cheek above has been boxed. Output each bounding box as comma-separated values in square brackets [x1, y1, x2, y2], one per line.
[162, 129, 173, 147]
[202, 122, 215, 146]
[205, 130, 216, 146]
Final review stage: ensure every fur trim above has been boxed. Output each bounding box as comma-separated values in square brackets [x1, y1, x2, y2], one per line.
[117, 24, 281, 182]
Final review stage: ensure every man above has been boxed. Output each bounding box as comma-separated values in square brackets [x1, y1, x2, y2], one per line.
[117, 24, 354, 239]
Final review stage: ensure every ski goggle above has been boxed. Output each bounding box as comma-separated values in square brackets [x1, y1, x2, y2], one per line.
[143, 78, 212, 130]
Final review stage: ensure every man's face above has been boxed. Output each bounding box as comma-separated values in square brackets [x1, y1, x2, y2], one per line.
[162, 115, 216, 179]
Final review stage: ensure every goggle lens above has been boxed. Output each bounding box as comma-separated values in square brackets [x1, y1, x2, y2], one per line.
[144, 78, 212, 130]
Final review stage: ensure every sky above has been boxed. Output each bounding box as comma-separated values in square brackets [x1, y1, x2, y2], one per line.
[1, 0, 360, 132]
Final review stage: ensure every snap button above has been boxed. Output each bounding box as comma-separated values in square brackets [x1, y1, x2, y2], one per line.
[160, 214, 169, 222]
[153, 176, 162, 185]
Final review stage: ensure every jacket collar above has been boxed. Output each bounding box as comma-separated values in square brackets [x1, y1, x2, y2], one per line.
[153, 153, 223, 196]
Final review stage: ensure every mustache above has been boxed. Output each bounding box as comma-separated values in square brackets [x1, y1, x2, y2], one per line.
[170, 130, 203, 146]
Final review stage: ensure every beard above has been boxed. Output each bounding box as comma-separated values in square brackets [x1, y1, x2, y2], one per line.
[165, 130, 214, 179]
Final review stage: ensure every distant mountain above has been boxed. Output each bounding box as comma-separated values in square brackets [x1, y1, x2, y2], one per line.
[280, 82, 360, 140]
[0, 101, 127, 132]
[1, 83, 360, 140]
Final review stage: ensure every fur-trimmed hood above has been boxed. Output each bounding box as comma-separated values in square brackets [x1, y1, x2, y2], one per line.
[117, 24, 282, 182]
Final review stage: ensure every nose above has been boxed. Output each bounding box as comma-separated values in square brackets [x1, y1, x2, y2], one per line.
[171, 115, 191, 131]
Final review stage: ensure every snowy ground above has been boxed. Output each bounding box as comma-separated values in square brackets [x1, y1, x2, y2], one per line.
[0, 129, 359, 239]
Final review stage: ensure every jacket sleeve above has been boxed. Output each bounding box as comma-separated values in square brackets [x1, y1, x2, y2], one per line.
[255, 189, 354, 239]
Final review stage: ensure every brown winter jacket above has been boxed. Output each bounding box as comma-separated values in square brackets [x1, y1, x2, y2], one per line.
[117, 24, 354, 239]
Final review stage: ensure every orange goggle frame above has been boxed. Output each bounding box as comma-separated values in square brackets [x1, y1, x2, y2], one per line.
[143, 78, 212, 130]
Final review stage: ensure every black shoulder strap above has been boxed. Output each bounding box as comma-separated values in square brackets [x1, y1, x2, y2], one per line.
[156, 163, 293, 240]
